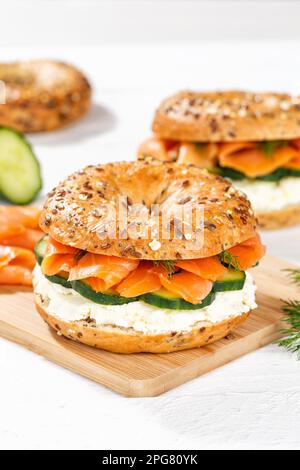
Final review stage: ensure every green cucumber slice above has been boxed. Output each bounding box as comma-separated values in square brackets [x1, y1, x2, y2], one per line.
[0, 126, 42, 204]
[141, 288, 216, 310]
[34, 236, 47, 265]
[218, 165, 300, 182]
[256, 168, 300, 181]
[213, 269, 246, 292]
[45, 274, 72, 289]
[71, 280, 138, 305]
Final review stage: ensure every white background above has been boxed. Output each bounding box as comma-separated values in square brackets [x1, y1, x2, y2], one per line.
[1, 0, 300, 450]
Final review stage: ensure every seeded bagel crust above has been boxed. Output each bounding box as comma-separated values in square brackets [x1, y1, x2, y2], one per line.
[152, 90, 300, 142]
[0, 60, 91, 132]
[39, 160, 257, 260]
[35, 294, 250, 354]
[257, 204, 300, 230]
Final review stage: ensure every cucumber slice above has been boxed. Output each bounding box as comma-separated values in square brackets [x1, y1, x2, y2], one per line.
[213, 269, 246, 292]
[34, 236, 47, 265]
[256, 168, 300, 181]
[0, 126, 42, 204]
[217, 166, 245, 180]
[141, 288, 216, 310]
[45, 274, 72, 289]
[71, 280, 138, 305]
[218, 165, 300, 182]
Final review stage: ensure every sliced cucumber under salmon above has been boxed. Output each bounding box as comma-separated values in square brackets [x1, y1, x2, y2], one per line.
[34, 236, 48, 265]
[218, 166, 300, 181]
[213, 269, 246, 292]
[141, 288, 216, 310]
[71, 280, 138, 305]
[0, 127, 42, 204]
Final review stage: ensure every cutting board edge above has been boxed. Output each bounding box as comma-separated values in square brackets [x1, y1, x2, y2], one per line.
[126, 318, 284, 397]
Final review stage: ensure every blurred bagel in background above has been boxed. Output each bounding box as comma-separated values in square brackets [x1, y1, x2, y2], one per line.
[0, 60, 91, 132]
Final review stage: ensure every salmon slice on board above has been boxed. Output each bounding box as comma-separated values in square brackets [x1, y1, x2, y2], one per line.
[0, 205, 41, 238]
[176, 256, 227, 281]
[0, 228, 43, 251]
[160, 271, 213, 305]
[116, 262, 163, 297]
[68, 252, 139, 289]
[218, 142, 298, 177]
[0, 246, 36, 286]
[0, 205, 41, 229]
[0, 265, 33, 286]
[228, 233, 266, 271]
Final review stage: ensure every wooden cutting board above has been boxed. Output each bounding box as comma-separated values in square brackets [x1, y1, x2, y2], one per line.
[0, 255, 298, 397]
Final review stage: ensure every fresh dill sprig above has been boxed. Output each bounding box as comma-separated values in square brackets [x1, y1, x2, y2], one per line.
[276, 269, 300, 358]
[154, 260, 175, 276]
[219, 250, 240, 271]
[283, 268, 300, 287]
[259, 140, 288, 157]
[276, 300, 300, 358]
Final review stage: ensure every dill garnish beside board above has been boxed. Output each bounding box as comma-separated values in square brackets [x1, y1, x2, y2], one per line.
[276, 269, 300, 358]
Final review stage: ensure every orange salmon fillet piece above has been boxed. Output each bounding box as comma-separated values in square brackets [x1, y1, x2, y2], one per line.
[176, 256, 227, 281]
[115, 262, 163, 297]
[138, 136, 179, 161]
[228, 233, 266, 271]
[68, 252, 139, 289]
[0, 245, 36, 286]
[160, 271, 213, 305]
[218, 142, 298, 177]
[41, 237, 79, 276]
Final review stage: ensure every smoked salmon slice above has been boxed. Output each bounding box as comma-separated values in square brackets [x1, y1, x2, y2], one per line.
[0, 205, 41, 230]
[160, 271, 213, 305]
[68, 252, 139, 290]
[176, 256, 227, 281]
[0, 228, 43, 251]
[218, 143, 298, 177]
[228, 233, 266, 271]
[0, 265, 32, 286]
[115, 262, 162, 297]
[138, 136, 179, 161]
[0, 246, 36, 285]
[177, 143, 218, 168]
[41, 237, 79, 276]
[0, 205, 43, 249]
[84, 277, 106, 292]
[0, 246, 36, 270]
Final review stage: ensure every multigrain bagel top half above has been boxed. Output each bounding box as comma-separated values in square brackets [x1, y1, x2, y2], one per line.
[40, 160, 257, 260]
[152, 90, 300, 142]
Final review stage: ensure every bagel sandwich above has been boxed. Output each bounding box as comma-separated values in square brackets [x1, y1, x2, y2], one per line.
[33, 160, 265, 354]
[0, 60, 91, 132]
[138, 90, 300, 229]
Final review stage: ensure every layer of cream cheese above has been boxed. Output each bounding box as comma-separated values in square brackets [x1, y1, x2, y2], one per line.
[33, 265, 257, 335]
[234, 177, 300, 213]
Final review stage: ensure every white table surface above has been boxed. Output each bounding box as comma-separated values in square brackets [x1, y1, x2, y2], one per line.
[1, 42, 300, 450]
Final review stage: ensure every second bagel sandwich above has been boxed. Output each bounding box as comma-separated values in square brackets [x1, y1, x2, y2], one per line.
[138, 90, 300, 229]
[33, 160, 265, 353]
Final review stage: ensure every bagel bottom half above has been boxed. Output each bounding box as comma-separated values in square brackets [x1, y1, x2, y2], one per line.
[257, 204, 300, 230]
[35, 294, 250, 354]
